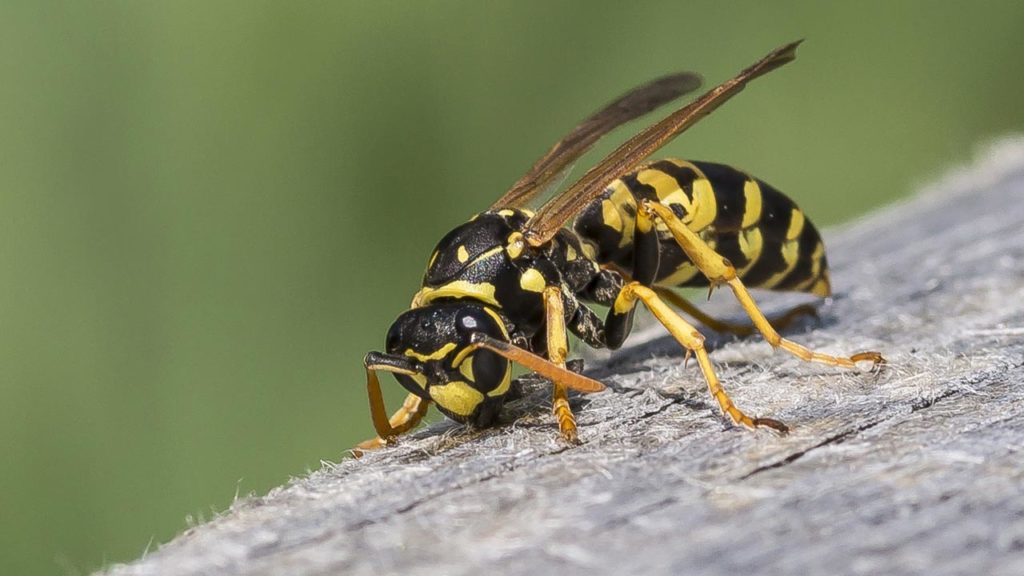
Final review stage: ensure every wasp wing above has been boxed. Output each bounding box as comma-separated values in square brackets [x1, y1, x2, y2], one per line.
[491, 71, 703, 210]
[522, 41, 802, 246]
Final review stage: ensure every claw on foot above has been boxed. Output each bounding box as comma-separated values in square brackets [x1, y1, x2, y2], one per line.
[751, 417, 789, 436]
[852, 351, 886, 371]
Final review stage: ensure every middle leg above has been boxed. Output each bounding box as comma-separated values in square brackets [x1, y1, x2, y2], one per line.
[543, 285, 579, 443]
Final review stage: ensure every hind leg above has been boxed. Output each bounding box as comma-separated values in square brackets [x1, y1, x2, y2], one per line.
[642, 200, 883, 368]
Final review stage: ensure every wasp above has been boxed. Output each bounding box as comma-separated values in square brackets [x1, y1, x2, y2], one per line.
[356, 41, 883, 450]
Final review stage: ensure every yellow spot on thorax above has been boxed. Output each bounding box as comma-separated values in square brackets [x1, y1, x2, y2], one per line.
[519, 268, 546, 292]
[457, 245, 470, 263]
[506, 232, 525, 259]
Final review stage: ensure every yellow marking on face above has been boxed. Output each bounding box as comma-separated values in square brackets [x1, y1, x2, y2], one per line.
[742, 180, 763, 229]
[519, 268, 546, 293]
[687, 177, 718, 232]
[601, 199, 623, 232]
[457, 245, 469, 263]
[404, 342, 457, 362]
[565, 244, 577, 261]
[450, 334, 511, 399]
[786, 209, 805, 241]
[506, 232, 524, 259]
[458, 358, 475, 382]
[738, 227, 764, 274]
[429, 381, 483, 417]
[760, 239, 800, 288]
[416, 281, 499, 307]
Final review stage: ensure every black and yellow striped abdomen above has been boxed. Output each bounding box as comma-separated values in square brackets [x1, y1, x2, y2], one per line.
[573, 159, 831, 297]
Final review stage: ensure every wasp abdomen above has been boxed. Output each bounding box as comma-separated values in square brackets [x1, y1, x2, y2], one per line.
[573, 158, 831, 297]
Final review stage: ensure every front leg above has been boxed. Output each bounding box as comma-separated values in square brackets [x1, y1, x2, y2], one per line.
[355, 364, 431, 453]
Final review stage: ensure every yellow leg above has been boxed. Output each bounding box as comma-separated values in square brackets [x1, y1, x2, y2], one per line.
[614, 282, 787, 432]
[603, 262, 817, 337]
[544, 286, 579, 443]
[643, 200, 884, 369]
[355, 365, 431, 453]
[653, 286, 819, 337]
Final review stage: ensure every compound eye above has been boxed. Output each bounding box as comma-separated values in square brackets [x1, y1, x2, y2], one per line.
[470, 348, 506, 394]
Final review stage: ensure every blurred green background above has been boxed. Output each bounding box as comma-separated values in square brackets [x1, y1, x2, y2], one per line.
[1, 1, 1022, 574]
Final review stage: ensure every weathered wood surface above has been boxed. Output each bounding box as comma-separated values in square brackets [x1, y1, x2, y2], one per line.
[103, 140, 1024, 576]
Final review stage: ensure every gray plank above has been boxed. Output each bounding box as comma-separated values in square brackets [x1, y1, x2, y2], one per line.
[101, 139, 1024, 576]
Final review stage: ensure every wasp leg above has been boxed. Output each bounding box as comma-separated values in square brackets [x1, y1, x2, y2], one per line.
[543, 286, 579, 444]
[642, 200, 884, 368]
[355, 367, 431, 452]
[611, 281, 787, 433]
[603, 260, 818, 336]
[653, 286, 819, 337]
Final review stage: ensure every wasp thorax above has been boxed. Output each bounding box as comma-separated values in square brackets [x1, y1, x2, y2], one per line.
[380, 302, 512, 426]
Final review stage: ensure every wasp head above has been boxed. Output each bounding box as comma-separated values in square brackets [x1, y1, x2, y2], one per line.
[367, 302, 512, 426]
